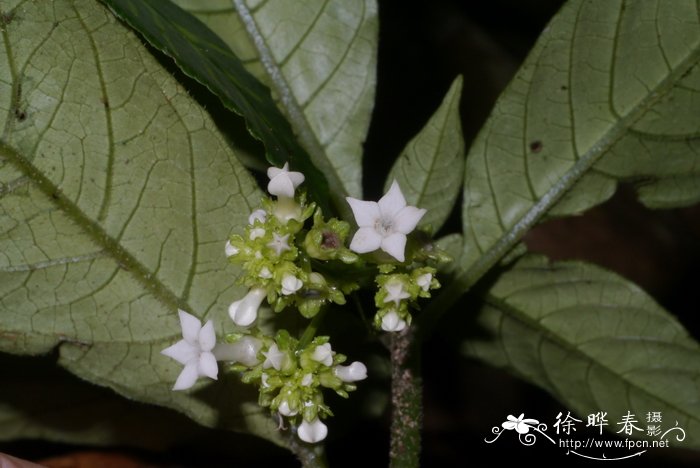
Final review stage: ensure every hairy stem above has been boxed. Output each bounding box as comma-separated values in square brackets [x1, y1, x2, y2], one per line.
[287, 433, 329, 468]
[389, 327, 422, 467]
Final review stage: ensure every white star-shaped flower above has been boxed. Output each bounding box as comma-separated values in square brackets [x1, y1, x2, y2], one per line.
[262, 343, 287, 370]
[384, 281, 410, 306]
[267, 163, 305, 198]
[346, 180, 426, 262]
[161, 310, 218, 390]
[267, 233, 291, 256]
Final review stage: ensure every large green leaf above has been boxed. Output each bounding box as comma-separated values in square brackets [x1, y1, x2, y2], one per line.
[463, 255, 700, 447]
[0, 0, 282, 446]
[385, 76, 465, 233]
[432, 0, 700, 314]
[98, 0, 331, 214]
[172, 0, 379, 205]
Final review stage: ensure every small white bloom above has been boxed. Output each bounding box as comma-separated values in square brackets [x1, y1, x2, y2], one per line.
[279, 400, 298, 417]
[225, 240, 239, 257]
[161, 310, 218, 391]
[248, 209, 267, 225]
[259, 267, 272, 279]
[261, 372, 270, 388]
[281, 274, 303, 295]
[249, 227, 265, 240]
[381, 310, 407, 332]
[267, 232, 291, 256]
[228, 288, 266, 327]
[383, 280, 410, 306]
[263, 343, 287, 370]
[267, 163, 305, 198]
[212, 336, 263, 367]
[334, 361, 368, 382]
[416, 273, 432, 291]
[298, 418, 328, 444]
[301, 373, 314, 386]
[346, 180, 426, 262]
[311, 343, 333, 366]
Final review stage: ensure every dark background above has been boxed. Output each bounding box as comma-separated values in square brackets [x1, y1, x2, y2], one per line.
[3, 0, 700, 466]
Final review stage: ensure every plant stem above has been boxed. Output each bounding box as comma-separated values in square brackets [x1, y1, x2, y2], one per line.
[297, 307, 327, 350]
[389, 327, 422, 467]
[287, 433, 329, 468]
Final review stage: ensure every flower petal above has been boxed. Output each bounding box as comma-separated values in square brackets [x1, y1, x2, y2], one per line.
[198, 320, 216, 352]
[198, 351, 219, 380]
[346, 198, 380, 227]
[268, 175, 295, 198]
[377, 180, 406, 219]
[502, 421, 517, 430]
[515, 423, 530, 434]
[172, 361, 199, 391]
[178, 309, 201, 344]
[381, 232, 407, 262]
[393, 206, 426, 234]
[161, 339, 198, 365]
[349, 227, 383, 254]
[298, 418, 328, 443]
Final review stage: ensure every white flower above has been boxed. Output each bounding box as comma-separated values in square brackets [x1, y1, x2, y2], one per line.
[384, 280, 410, 306]
[502, 414, 539, 434]
[301, 373, 314, 386]
[281, 274, 303, 295]
[259, 267, 272, 279]
[267, 163, 305, 198]
[224, 240, 239, 257]
[262, 343, 287, 370]
[212, 336, 262, 367]
[248, 209, 267, 225]
[298, 418, 328, 443]
[249, 227, 265, 240]
[381, 310, 407, 332]
[334, 361, 368, 382]
[229, 288, 266, 327]
[311, 343, 333, 366]
[161, 310, 218, 391]
[346, 180, 426, 262]
[267, 232, 291, 256]
[416, 273, 432, 291]
[279, 400, 298, 417]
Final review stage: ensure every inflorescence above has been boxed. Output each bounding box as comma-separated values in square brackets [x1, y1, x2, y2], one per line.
[162, 163, 447, 444]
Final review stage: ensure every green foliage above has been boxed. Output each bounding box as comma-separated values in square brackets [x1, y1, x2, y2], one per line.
[386, 76, 465, 233]
[464, 255, 700, 447]
[1, 0, 699, 461]
[0, 0, 281, 446]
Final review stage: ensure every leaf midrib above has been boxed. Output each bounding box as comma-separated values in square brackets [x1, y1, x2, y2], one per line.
[231, 0, 353, 218]
[0, 140, 191, 326]
[483, 292, 700, 428]
[423, 24, 700, 329]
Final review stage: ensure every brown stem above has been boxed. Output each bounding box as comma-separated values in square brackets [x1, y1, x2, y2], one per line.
[389, 327, 422, 467]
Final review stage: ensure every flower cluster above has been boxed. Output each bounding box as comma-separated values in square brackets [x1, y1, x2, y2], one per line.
[161, 164, 447, 445]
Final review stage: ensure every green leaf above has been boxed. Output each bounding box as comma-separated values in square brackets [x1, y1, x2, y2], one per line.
[0, 0, 282, 446]
[172, 0, 379, 205]
[463, 255, 700, 447]
[99, 0, 331, 214]
[436, 0, 700, 312]
[385, 76, 465, 232]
